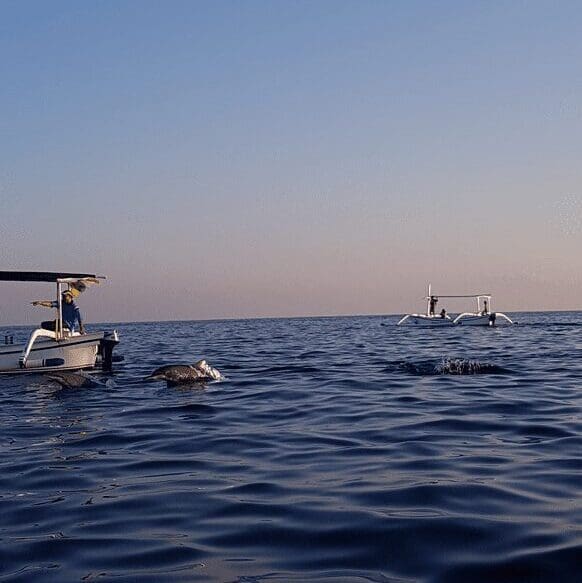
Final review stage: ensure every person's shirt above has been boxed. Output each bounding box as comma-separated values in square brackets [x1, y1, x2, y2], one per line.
[49, 301, 83, 331]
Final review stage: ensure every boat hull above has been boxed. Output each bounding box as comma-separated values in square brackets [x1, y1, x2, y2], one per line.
[0, 332, 105, 374]
[454, 314, 493, 326]
[400, 315, 455, 327]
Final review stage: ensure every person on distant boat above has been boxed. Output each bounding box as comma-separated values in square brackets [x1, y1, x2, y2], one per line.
[440, 308, 447, 319]
[482, 299, 489, 315]
[429, 296, 438, 315]
[32, 290, 85, 334]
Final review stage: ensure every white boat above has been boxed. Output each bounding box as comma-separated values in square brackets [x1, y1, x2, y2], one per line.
[452, 293, 513, 326]
[397, 285, 513, 327]
[0, 271, 120, 374]
[397, 313, 455, 327]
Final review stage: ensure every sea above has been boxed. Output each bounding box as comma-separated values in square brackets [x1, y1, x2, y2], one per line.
[1, 312, 581, 582]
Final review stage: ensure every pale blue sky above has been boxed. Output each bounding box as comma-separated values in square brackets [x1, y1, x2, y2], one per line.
[1, 1, 581, 324]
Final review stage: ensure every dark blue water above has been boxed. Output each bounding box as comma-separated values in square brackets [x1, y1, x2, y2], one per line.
[1, 312, 581, 582]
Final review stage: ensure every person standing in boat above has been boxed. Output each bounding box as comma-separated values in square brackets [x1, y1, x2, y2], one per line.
[429, 296, 438, 316]
[482, 299, 489, 315]
[32, 290, 85, 334]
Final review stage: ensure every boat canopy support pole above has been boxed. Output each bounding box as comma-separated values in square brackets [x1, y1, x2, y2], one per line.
[426, 283, 431, 316]
[56, 281, 63, 340]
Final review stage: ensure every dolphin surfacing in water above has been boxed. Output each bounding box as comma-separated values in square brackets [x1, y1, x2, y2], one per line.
[145, 360, 223, 385]
[45, 371, 104, 389]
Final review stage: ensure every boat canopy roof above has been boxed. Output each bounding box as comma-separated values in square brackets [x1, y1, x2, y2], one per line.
[0, 271, 103, 283]
[426, 293, 491, 299]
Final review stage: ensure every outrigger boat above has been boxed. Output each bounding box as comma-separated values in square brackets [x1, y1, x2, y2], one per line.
[397, 284, 514, 327]
[0, 271, 119, 374]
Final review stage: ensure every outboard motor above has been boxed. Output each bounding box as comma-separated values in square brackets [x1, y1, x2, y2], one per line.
[99, 330, 120, 371]
[489, 313, 497, 326]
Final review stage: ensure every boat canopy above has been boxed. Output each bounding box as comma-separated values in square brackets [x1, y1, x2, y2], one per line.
[0, 271, 102, 283]
[425, 293, 491, 299]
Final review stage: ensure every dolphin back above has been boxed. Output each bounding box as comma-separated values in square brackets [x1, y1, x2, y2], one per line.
[46, 371, 101, 389]
[145, 365, 195, 382]
[145, 361, 223, 384]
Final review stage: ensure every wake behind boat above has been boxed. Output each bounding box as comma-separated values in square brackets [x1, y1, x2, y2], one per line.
[397, 284, 514, 327]
[0, 271, 119, 374]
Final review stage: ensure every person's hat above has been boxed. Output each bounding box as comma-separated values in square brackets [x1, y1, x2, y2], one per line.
[63, 290, 74, 299]
[70, 282, 86, 297]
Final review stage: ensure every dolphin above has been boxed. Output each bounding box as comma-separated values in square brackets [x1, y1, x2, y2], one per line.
[45, 371, 104, 389]
[145, 360, 223, 385]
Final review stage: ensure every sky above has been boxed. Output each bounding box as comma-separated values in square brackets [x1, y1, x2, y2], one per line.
[1, 0, 582, 325]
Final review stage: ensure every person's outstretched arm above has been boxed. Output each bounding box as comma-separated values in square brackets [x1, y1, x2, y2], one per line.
[31, 300, 56, 308]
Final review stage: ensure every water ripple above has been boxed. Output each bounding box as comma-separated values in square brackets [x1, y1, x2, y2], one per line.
[1, 313, 581, 581]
